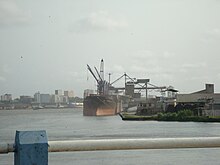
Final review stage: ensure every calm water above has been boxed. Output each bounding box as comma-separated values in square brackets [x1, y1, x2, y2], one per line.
[0, 108, 220, 165]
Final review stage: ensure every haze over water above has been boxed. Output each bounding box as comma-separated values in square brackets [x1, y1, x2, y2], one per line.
[0, 108, 220, 165]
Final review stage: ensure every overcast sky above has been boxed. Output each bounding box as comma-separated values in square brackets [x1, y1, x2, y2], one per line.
[0, 0, 220, 98]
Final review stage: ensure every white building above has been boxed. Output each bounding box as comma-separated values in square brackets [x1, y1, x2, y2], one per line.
[59, 95, 68, 103]
[34, 92, 41, 103]
[55, 90, 62, 96]
[1, 94, 12, 101]
[51, 94, 68, 104]
[51, 95, 60, 103]
[64, 90, 74, 98]
[40, 94, 51, 103]
[34, 92, 51, 104]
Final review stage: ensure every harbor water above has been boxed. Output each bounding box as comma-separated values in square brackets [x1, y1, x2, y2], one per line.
[1, 108, 220, 165]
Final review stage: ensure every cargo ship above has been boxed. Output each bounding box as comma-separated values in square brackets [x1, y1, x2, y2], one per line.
[83, 59, 121, 116]
[83, 95, 119, 116]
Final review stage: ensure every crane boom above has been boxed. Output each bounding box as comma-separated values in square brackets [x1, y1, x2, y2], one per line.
[94, 66, 103, 81]
[87, 64, 99, 83]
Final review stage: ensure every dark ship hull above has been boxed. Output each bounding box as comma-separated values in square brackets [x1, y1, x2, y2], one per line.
[83, 95, 121, 116]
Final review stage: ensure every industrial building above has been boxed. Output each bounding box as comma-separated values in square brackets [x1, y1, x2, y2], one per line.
[176, 84, 220, 116]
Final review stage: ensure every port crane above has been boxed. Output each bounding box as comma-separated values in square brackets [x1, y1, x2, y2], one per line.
[110, 73, 178, 100]
[87, 60, 178, 99]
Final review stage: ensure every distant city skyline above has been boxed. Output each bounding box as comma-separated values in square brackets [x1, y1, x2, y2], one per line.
[1, 89, 75, 99]
[0, 0, 220, 98]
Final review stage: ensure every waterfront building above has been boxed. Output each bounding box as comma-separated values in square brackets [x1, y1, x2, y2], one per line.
[50, 94, 68, 104]
[34, 92, 51, 104]
[40, 94, 51, 103]
[55, 89, 62, 96]
[59, 95, 69, 103]
[0, 94, 12, 102]
[64, 90, 74, 98]
[20, 96, 33, 104]
[34, 92, 41, 103]
[51, 94, 60, 103]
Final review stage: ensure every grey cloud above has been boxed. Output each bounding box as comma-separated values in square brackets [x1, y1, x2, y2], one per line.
[187, 75, 210, 81]
[132, 50, 174, 61]
[0, 0, 30, 26]
[208, 28, 220, 36]
[123, 50, 176, 83]
[202, 28, 220, 43]
[179, 62, 207, 74]
[134, 50, 154, 60]
[163, 51, 174, 58]
[0, 76, 6, 82]
[131, 50, 175, 70]
[181, 62, 207, 69]
[2, 64, 11, 73]
[70, 11, 128, 33]
[112, 65, 125, 73]
[0, 64, 9, 83]
[0, 64, 10, 75]
[217, 73, 220, 80]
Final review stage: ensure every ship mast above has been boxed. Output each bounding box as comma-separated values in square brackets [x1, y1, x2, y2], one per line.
[100, 59, 104, 82]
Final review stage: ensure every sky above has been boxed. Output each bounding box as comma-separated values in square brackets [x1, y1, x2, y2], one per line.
[0, 0, 220, 98]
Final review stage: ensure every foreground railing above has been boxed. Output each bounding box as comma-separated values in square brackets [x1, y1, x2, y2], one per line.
[48, 137, 220, 152]
[1, 130, 220, 165]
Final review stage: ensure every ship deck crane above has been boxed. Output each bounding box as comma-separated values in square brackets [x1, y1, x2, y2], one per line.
[87, 59, 108, 95]
[87, 64, 99, 83]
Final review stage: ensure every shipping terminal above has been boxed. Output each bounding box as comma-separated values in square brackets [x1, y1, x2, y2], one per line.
[83, 59, 178, 116]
